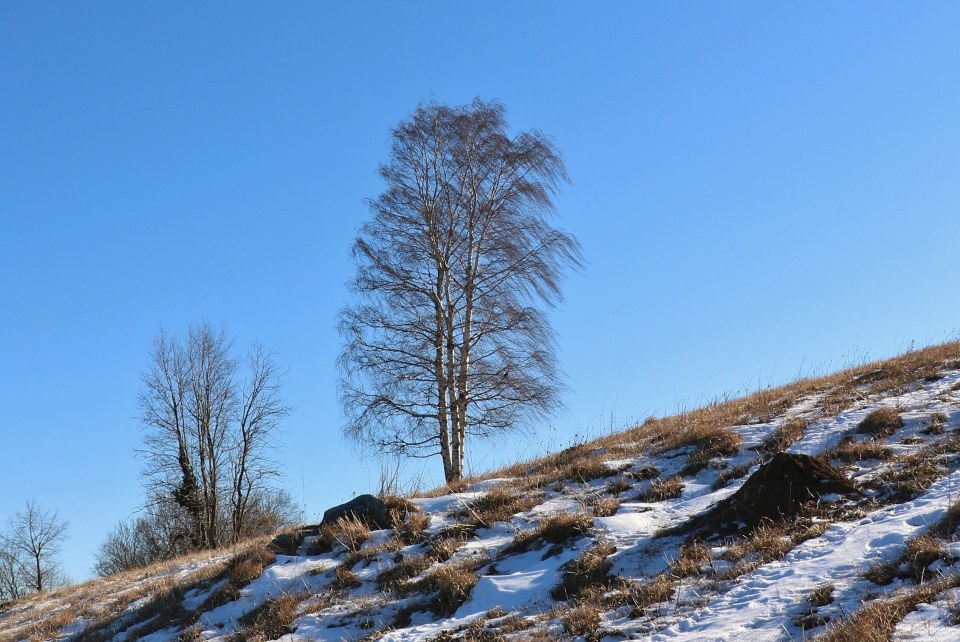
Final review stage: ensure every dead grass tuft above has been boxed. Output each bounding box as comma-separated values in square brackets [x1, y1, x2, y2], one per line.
[760, 418, 809, 454]
[235, 592, 305, 641]
[552, 540, 619, 601]
[858, 407, 904, 438]
[319, 514, 371, 553]
[405, 561, 479, 616]
[670, 541, 711, 578]
[589, 496, 620, 518]
[827, 437, 894, 462]
[637, 476, 683, 502]
[332, 563, 362, 591]
[502, 513, 594, 557]
[559, 600, 603, 642]
[464, 485, 542, 528]
[711, 464, 751, 491]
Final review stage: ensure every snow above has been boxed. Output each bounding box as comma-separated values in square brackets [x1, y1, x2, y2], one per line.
[8, 362, 960, 642]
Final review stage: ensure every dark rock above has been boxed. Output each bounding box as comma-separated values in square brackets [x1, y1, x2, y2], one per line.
[321, 494, 390, 530]
[677, 452, 859, 537]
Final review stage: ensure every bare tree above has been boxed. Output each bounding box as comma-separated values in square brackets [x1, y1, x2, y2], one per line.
[0, 543, 28, 602]
[2, 500, 68, 593]
[339, 99, 582, 483]
[139, 323, 290, 550]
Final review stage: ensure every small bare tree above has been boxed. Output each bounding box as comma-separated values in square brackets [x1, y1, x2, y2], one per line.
[2, 500, 68, 593]
[339, 99, 582, 483]
[139, 323, 290, 550]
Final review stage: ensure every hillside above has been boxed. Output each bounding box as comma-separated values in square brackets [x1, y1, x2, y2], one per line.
[4, 343, 960, 641]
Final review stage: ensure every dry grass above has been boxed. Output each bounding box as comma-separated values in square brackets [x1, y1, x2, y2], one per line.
[719, 521, 792, 579]
[502, 512, 595, 557]
[817, 573, 960, 641]
[319, 514, 372, 553]
[711, 464, 751, 491]
[827, 437, 894, 462]
[866, 534, 957, 585]
[405, 561, 480, 616]
[377, 554, 434, 592]
[669, 541, 711, 578]
[463, 485, 542, 528]
[760, 418, 810, 454]
[396, 511, 431, 545]
[332, 563, 363, 591]
[637, 476, 683, 502]
[605, 477, 634, 495]
[863, 453, 947, 502]
[679, 427, 743, 474]
[551, 540, 619, 601]
[235, 592, 305, 641]
[589, 496, 620, 517]
[858, 407, 904, 438]
[625, 573, 676, 616]
[558, 600, 603, 642]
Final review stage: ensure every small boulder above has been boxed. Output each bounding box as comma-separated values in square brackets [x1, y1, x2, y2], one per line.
[321, 494, 390, 530]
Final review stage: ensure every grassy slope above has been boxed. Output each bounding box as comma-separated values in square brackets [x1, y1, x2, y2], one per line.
[3, 341, 960, 642]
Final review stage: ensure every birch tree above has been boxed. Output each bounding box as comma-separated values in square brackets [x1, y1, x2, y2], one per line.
[339, 99, 582, 483]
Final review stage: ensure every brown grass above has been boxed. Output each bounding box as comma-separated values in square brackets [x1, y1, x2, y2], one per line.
[711, 464, 751, 491]
[501, 512, 594, 557]
[863, 453, 946, 502]
[319, 514, 371, 553]
[866, 534, 957, 585]
[463, 485, 542, 528]
[235, 592, 305, 641]
[827, 437, 894, 462]
[558, 600, 602, 642]
[332, 563, 363, 591]
[405, 561, 479, 616]
[760, 418, 810, 454]
[719, 521, 792, 579]
[626, 573, 676, 616]
[408, 342, 960, 501]
[858, 407, 904, 438]
[377, 554, 434, 592]
[670, 541, 711, 578]
[817, 573, 960, 641]
[551, 541, 619, 601]
[605, 478, 634, 495]
[637, 476, 683, 502]
[589, 496, 620, 517]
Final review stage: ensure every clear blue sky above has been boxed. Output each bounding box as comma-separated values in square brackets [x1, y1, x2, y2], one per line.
[2, 2, 959, 582]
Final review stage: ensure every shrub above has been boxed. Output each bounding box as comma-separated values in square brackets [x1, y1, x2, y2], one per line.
[858, 407, 904, 438]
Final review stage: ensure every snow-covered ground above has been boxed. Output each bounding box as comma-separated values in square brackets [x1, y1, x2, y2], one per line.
[4, 355, 960, 642]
